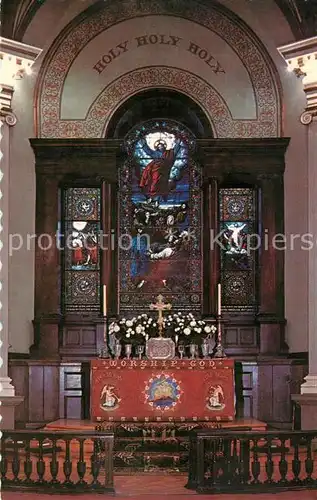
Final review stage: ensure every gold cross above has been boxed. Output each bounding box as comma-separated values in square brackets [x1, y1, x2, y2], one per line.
[150, 294, 172, 336]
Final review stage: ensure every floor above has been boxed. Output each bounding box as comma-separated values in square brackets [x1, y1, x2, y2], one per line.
[2, 475, 317, 499]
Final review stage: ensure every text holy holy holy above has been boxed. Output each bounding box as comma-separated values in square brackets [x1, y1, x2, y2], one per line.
[92, 34, 225, 75]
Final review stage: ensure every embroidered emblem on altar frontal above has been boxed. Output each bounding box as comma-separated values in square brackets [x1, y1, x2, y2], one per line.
[145, 374, 181, 410]
[100, 384, 121, 411]
[206, 385, 226, 411]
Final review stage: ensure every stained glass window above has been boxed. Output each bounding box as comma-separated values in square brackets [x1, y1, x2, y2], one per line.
[61, 187, 101, 312]
[119, 119, 201, 315]
[219, 188, 257, 311]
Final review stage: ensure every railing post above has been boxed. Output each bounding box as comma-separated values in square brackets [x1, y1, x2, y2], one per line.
[278, 437, 288, 485]
[196, 436, 206, 493]
[185, 432, 196, 489]
[292, 437, 302, 485]
[24, 438, 33, 484]
[103, 435, 114, 491]
[77, 438, 86, 485]
[305, 436, 314, 484]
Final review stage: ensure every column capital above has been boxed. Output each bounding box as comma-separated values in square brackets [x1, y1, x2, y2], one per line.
[278, 36, 317, 125]
[0, 37, 41, 122]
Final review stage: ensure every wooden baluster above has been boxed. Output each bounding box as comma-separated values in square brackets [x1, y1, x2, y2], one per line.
[36, 437, 46, 483]
[209, 439, 217, 486]
[251, 439, 261, 484]
[63, 439, 73, 485]
[77, 438, 87, 485]
[238, 438, 244, 485]
[223, 438, 232, 485]
[305, 437, 314, 484]
[292, 437, 302, 485]
[278, 438, 288, 485]
[265, 438, 274, 484]
[232, 438, 239, 483]
[12, 437, 20, 482]
[50, 438, 59, 484]
[242, 437, 251, 484]
[239, 438, 250, 485]
[24, 438, 33, 484]
[103, 437, 114, 491]
[197, 437, 207, 491]
[0, 435, 8, 483]
[91, 440, 101, 487]
[186, 433, 196, 489]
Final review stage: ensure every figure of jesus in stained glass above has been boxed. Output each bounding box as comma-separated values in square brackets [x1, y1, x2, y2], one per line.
[132, 129, 188, 202]
[119, 120, 201, 314]
[138, 137, 181, 199]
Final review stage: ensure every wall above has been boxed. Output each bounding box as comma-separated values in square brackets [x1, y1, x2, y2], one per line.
[8, 0, 308, 353]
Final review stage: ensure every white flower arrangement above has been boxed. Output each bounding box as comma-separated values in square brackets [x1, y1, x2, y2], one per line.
[109, 312, 216, 345]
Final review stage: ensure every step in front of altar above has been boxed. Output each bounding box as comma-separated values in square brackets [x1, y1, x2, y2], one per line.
[45, 418, 267, 473]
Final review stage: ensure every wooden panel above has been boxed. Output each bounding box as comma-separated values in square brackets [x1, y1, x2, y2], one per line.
[43, 366, 60, 422]
[61, 324, 99, 357]
[65, 397, 82, 420]
[272, 365, 291, 423]
[29, 366, 44, 422]
[59, 363, 89, 420]
[257, 365, 273, 421]
[240, 328, 256, 346]
[8, 363, 29, 424]
[242, 395, 253, 418]
[81, 328, 96, 346]
[240, 363, 258, 420]
[223, 326, 257, 355]
[242, 372, 253, 388]
[225, 328, 238, 345]
[65, 329, 81, 346]
[64, 373, 82, 390]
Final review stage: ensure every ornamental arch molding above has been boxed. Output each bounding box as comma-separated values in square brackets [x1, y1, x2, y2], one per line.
[35, 0, 282, 138]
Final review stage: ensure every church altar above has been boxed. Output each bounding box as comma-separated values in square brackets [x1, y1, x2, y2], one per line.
[91, 358, 235, 422]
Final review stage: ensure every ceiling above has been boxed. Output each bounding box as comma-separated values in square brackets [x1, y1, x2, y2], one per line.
[1, 0, 317, 44]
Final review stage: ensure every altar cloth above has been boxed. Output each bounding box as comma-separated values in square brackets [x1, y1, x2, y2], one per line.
[91, 358, 235, 422]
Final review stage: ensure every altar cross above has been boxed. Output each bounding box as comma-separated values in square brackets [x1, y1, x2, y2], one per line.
[150, 294, 172, 336]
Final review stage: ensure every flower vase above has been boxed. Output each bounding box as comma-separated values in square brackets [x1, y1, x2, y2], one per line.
[114, 343, 122, 359]
[189, 344, 197, 359]
[201, 341, 209, 358]
[125, 344, 132, 359]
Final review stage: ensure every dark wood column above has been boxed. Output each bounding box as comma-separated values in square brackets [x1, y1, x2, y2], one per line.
[257, 173, 286, 355]
[32, 172, 61, 358]
[202, 177, 220, 317]
[30, 139, 121, 360]
[101, 181, 118, 317]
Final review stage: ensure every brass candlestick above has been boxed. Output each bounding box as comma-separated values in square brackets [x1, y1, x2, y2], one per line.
[214, 315, 226, 358]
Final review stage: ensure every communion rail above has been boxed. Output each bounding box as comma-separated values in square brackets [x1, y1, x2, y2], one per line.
[186, 429, 317, 494]
[0, 429, 114, 493]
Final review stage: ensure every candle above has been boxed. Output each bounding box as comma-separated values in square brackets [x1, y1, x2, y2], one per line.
[217, 283, 221, 316]
[103, 285, 107, 316]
